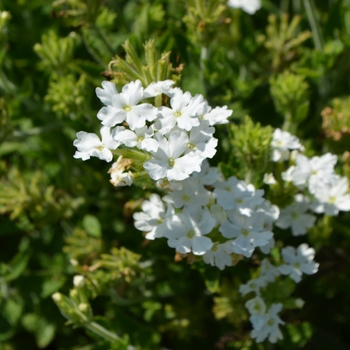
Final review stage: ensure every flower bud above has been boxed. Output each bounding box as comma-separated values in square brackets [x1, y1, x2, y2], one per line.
[70, 259, 79, 266]
[295, 298, 305, 308]
[78, 303, 89, 312]
[73, 275, 85, 288]
[52, 292, 62, 302]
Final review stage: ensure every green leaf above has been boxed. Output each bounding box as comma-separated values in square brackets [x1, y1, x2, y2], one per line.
[36, 322, 56, 348]
[82, 215, 102, 238]
[203, 267, 221, 293]
[4, 251, 31, 282]
[41, 275, 67, 298]
[21, 313, 40, 333]
[3, 297, 23, 326]
[286, 322, 313, 346]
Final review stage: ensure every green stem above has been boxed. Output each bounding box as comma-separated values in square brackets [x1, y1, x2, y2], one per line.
[81, 31, 105, 67]
[154, 94, 162, 108]
[85, 321, 121, 343]
[282, 111, 292, 131]
[244, 168, 253, 184]
[304, 0, 324, 51]
[200, 46, 209, 94]
[92, 24, 115, 55]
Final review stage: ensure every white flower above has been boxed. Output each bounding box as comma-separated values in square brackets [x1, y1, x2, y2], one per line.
[312, 176, 350, 216]
[250, 303, 284, 343]
[114, 125, 159, 152]
[133, 194, 175, 240]
[275, 194, 316, 236]
[167, 206, 215, 255]
[143, 130, 203, 181]
[192, 161, 224, 186]
[245, 296, 266, 315]
[227, 0, 261, 14]
[185, 121, 218, 160]
[198, 101, 232, 125]
[260, 259, 280, 282]
[281, 165, 296, 182]
[73, 126, 120, 162]
[278, 244, 319, 283]
[209, 203, 227, 226]
[271, 128, 302, 162]
[239, 277, 268, 296]
[259, 237, 275, 254]
[257, 200, 280, 231]
[289, 153, 337, 193]
[202, 242, 233, 270]
[157, 91, 202, 133]
[220, 210, 273, 258]
[163, 177, 210, 209]
[263, 173, 276, 185]
[96, 80, 157, 130]
[214, 176, 264, 212]
[143, 80, 175, 98]
[96, 81, 118, 106]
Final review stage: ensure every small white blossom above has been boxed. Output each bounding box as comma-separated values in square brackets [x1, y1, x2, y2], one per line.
[157, 91, 202, 133]
[185, 121, 218, 160]
[260, 259, 280, 282]
[271, 128, 302, 162]
[245, 296, 266, 315]
[278, 244, 319, 283]
[198, 101, 232, 125]
[114, 125, 159, 152]
[214, 177, 264, 213]
[202, 242, 233, 270]
[276, 194, 316, 236]
[250, 303, 284, 343]
[193, 160, 224, 186]
[289, 153, 337, 193]
[133, 194, 175, 240]
[96, 81, 118, 106]
[239, 277, 268, 296]
[143, 130, 203, 181]
[163, 177, 210, 209]
[73, 126, 120, 162]
[97, 80, 157, 130]
[143, 80, 175, 98]
[209, 203, 227, 226]
[312, 176, 350, 216]
[220, 210, 273, 258]
[263, 173, 276, 185]
[167, 206, 215, 255]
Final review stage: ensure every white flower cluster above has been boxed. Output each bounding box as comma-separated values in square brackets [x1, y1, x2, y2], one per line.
[241, 244, 319, 343]
[72, 79, 347, 345]
[73, 79, 232, 185]
[134, 161, 279, 270]
[269, 129, 350, 236]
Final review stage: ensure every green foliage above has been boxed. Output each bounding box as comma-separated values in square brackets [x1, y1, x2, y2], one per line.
[270, 71, 310, 128]
[107, 39, 182, 89]
[1, 0, 350, 349]
[225, 116, 273, 183]
[259, 13, 312, 72]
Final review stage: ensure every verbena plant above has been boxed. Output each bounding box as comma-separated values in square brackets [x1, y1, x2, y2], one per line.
[1, 1, 350, 349]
